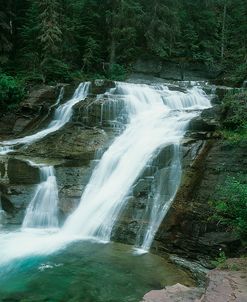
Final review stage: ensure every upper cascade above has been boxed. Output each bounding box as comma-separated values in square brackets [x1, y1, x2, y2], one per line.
[62, 82, 211, 245]
[0, 82, 90, 155]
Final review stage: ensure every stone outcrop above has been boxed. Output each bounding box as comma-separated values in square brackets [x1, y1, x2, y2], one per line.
[0, 84, 69, 140]
[133, 59, 222, 81]
[22, 124, 108, 160]
[142, 258, 247, 302]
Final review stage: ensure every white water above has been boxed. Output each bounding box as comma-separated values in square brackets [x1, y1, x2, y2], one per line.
[0, 82, 211, 267]
[22, 166, 59, 229]
[62, 83, 211, 242]
[0, 82, 90, 154]
[137, 144, 182, 252]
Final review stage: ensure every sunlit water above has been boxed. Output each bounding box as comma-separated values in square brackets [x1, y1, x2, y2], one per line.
[0, 241, 194, 302]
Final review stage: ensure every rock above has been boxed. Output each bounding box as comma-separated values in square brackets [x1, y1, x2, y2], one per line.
[72, 96, 125, 127]
[189, 117, 218, 132]
[142, 283, 203, 302]
[91, 79, 115, 95]
[153, 139, 247, 261]
[0, 193, 15, 213]
[133, 58, 222, 81]
[133, 58, 163, 75]
[20, 85, 57, 110]
[243, 80, 247, 88]
[142, 260, 247, 302]
[23, 124, 108, 160]
[201, 268, 247, 302]
[12, 118, 31, 134]
[7, 158, 40, 184]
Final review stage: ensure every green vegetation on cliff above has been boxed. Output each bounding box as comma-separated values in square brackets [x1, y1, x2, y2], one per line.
[211, 175, 247, 239]
[220, 90, 247, 143]
[0, 73, 26, 111]
[0, 0, 246, 85]
[211, 90, 247, 240]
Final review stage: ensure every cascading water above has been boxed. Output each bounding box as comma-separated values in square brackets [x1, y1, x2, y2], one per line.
[22, 165, 59, 229]
[0, 81, 211, 267]
[62, 83, 211, 244]
[135, 144, 182, 252]
[0, 82, 90, 154]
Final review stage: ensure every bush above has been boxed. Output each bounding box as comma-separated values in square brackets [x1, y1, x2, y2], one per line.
[211, 175, 247, 239]
[221, 90, 247, 130]
[0, 73, 26, 111]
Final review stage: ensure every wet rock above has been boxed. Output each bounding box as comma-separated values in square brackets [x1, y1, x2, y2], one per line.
[0, 193, 15, 213]
[91, 79, 115, 95]
[7, 158, 40, 184]
[20, 85, 57, 111]
[199, 232, 241, 251]
[23, 124, 108, 160]
[73, 96, 125, 128]
[189, 107, 220, 132]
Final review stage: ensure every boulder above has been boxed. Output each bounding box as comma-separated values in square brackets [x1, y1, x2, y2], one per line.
[7, 158, 40, 184]
[142, 284, 203, 302]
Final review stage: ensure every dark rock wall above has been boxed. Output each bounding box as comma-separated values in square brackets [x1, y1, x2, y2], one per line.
[133, 59, 222, 81]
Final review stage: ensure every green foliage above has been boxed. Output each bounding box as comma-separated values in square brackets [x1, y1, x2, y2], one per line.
[221, 90, 247, 130]
[1, 0, 247, 83]
[0, 73, 26, 110]
[210, 175, 247, 238]
[106, 64, 127, 81]
[212, 250, 227, 268]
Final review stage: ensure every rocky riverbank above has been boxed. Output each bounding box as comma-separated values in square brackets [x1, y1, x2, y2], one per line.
[142, 258, 247, 302]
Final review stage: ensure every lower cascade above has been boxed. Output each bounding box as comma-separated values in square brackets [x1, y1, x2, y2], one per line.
[0, 81, 211, 267]
[22, 165, 59, 229]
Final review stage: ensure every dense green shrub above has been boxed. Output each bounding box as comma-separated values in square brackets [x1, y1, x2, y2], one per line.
[211, 175, 247, 238]
[0, 73, 26, 111]
[221, 90, 247, 130]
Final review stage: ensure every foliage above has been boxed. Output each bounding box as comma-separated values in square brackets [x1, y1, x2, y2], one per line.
[221, 90, 247, 130]
[0, 73, 26, 110]
[106, 64, 127, 81]
[0, 0, 247, 83]
[211, 250, 227, 268]
[210, 175, 247, 238]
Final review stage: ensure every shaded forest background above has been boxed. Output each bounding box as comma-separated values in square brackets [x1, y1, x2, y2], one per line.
[0, 0, 247, 85]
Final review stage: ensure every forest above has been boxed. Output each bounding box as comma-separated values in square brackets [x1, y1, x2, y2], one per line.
[0, 0, 247, 85]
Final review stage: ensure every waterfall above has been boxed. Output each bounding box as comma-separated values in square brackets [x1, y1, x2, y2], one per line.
[62, 83, 211, 244]
[0, 82, 212, 267]
[136, 144, 182, 252]
[0, 82, 90, 154]
[22, 165, 59, 229]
